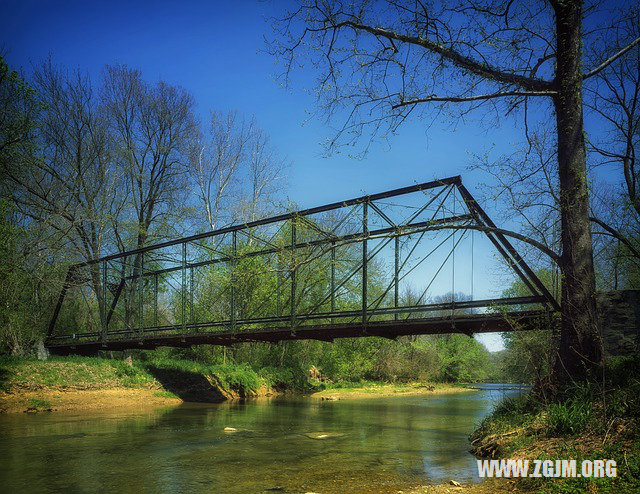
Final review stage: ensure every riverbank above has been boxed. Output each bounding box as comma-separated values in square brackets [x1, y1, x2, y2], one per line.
[311, 381, 473, 399]
[0, 355, 278, 413]
[457, 353, 640, 493]
[0, 388, 182, 413]
[0, 355, 479, 413]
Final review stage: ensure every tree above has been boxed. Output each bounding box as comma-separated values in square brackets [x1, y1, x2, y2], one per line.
[102, 65, 197, 328]
[2, 60, 115, 330]
[103, 65, 197, 251]
[586, 8, 640, 288]
[189, 111, 285, 233]
[270, 0, 640, 381]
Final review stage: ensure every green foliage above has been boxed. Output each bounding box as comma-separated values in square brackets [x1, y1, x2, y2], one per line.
[474, 393, 540, 438]
[472, 354, 640, 493]
[433, 334, 491, 382]
[259, 366, 300, 389]
[0, 202, 58, 355]
[546, 396, 593, 436]
[476, 353, 640, 441]
[499, 268, 559, 383]
[211, 363, 261, 393]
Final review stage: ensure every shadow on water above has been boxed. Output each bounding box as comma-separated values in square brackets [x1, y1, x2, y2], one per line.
[144, 366, 226, 403]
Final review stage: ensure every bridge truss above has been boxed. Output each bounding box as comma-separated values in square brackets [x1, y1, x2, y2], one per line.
[46, 176, 558, 355]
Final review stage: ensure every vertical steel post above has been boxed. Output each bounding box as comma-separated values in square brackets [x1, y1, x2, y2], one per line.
[362, 202, 368, 324]
[276, 255, 281, 317]
[138, 254, 144, 332]
[190, 266, 194, 324]
[290, 219, 296, 329]
[451, 191, 456, 315]
[231, 231, 237, 331]
[101, 260, 108, 341]
[181, 243, 186, 334]
[330, 240, 336, 323]
[394, 235, 399, 321]
[154, 273, 158, 327]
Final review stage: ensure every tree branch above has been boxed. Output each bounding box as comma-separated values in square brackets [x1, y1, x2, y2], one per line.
[330, 20, 555, 91]
[392, 90, 556, 108]
[583, 36, 640, 80]
[590, 216, 640, 260]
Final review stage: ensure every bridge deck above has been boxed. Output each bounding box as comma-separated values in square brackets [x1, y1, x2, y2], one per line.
[46, 310, 551, 355]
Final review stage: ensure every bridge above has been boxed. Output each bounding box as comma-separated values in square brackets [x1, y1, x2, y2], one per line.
[45, 176, 559, 355]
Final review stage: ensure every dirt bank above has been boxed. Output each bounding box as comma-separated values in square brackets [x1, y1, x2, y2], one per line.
[311, 383, 473, 400]
[406, 479, 531, 493]
[0, 388, 182, 413]
[0, 384, 278, 414]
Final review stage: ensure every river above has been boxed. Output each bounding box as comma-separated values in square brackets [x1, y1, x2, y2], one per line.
[0, 385, 525, 493]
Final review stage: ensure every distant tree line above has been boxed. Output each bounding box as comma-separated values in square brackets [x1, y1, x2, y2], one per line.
[0, 57, 284, 354]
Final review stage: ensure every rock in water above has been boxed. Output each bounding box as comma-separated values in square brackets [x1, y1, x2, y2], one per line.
[304, 432, 344, 440]
[223, 427, 237, 433]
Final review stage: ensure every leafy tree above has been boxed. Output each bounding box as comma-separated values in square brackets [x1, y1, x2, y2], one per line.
[500, 268, 557, 383]
[270, 0, 640, 382]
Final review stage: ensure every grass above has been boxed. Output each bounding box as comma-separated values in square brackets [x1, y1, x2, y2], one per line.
[470, 353, 640, 493]
[0, 354, 265, 396]
[26, 397, 51, 409]
[152, 390, 179, 399]
[142, 355, 263, 394]
[0, 355, 155, 391]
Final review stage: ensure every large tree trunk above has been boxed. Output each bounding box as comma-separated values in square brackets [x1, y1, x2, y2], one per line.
[553, 0, 603, 380]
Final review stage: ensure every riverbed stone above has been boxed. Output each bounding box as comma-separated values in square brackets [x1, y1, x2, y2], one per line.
[304, 432, 344, 440]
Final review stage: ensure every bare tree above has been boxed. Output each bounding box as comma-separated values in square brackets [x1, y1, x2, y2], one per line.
[189, 111, 286, 231]
[190, 111, 255, 232]
[270, 0, 640, 381]
[585, 8, 640, 286]
[2, 60, 114, 327]
[102, 65, 196, 327]
[103, 65, 197, 251]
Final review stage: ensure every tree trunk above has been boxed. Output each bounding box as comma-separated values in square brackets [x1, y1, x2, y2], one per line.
[553, 0, 602, 380]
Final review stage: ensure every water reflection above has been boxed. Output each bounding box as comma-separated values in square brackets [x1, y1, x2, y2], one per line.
[0, 387, 521, 493]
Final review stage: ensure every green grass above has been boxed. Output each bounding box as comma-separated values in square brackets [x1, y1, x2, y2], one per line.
[0, 354, 264, 396]
[26, 397, 51, 409]
[142, 355, 263, 394]
[0, 355, 155, 390]
[470, 353, 640, 493]
[152, 390, 178, 399]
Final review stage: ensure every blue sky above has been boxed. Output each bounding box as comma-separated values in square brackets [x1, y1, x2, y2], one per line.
[0, 0, 523, 201]
[2, 0, 607, 351]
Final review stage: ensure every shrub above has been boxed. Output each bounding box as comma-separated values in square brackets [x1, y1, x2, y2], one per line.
[259, 366, 299, 389]
[211, 363, 261, 393]
[546, 396, 593, 436]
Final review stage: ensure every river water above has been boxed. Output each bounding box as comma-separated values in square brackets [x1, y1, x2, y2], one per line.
[0, 385, 524, 493]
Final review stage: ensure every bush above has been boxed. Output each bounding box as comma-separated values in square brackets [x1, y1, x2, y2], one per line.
[211, 363, 261, 393]
[259, 366, 300, 389]
[546, 397, 593, 436]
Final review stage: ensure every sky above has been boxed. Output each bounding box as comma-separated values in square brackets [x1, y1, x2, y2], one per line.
[1, 0, 611, 351]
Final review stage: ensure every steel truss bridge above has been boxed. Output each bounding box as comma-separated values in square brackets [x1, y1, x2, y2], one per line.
[46, 176, 558, 355]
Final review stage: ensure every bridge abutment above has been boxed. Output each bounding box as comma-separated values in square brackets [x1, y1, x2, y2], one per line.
[598, 290, 640, 356]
